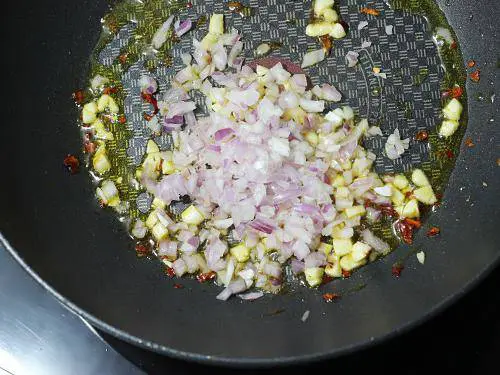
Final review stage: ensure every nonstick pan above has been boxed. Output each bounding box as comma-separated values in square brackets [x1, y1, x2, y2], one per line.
[1, 0, 499, 367]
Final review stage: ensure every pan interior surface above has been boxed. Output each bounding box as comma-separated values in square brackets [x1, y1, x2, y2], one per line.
[1, 0, 498, 365]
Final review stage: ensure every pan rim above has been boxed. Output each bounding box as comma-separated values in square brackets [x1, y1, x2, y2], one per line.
[2, 231, 499, 367]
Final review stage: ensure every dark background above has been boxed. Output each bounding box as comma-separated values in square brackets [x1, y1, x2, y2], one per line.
[1, 244, 498, 375]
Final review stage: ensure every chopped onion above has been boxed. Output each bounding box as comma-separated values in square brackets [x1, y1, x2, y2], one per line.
[346, 51, 359, 67]
[174, 18, 192, 37]
[238, 291, 264, 300]
[385, 128, 410, 160]
[301, 49, 326, 68]
[358, 21, 368, 30]
[152, 15, 175, 49]
[361, 229, 390, 254]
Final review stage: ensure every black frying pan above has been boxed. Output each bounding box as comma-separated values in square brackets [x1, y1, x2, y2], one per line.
[1, 0, 498, 367]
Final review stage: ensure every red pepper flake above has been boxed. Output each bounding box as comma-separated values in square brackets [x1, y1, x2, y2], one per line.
[467, 60, 476, 68]
[118, 53, 128, 65]
[84, 141, 96, 154]
[186, 1, 193, 8]
[450, 41, 457, 49]
[465, 137, 475, 148]
[449, 85, 463, 99]
[228, 1, 244, 14]
[322, 293, 340, 303]
[378, 204, 399, 218]
[395, 218, 420, 244]
[135, 244, 149, 257]
[469, 69, 480, 82]
[118, 115, 127, 124]
[197, 271, 216, 283]
[415, 130, 429, 142]
[319, 35, 333, 55]
[496, 158, 500, 167]
[63, 154, 80, 174]
[173, 283, 184, 289]
[341, 270, 351, 278]
[322, 274, 334, 285]
[427, 226, 441, 237]
[445, 149, 454, 160]
[392, 263, 404, 277]
[72, 90, 85, 105]
[103, 86, 119, 95]
[360, 7, 380, 16]
[405, 218, 422, 229]
[141, 92, 160, 121]
[165, 267, 176, 278]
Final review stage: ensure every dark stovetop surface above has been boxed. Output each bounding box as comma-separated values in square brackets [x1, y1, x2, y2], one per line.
[0, 244, 499, 375]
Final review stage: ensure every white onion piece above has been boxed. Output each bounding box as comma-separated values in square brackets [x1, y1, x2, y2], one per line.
[385, 128, 410, 160]
[238, 291, 264, 301]
[361, 229, 390, 254]
[152, 15, 175, 49]
[346, 51, 359, 67]
[301, 49, 326, 68]
[174, 18, 192, 37]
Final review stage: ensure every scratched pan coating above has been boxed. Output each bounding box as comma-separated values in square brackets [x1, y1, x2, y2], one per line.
[0, 0, 498, 366]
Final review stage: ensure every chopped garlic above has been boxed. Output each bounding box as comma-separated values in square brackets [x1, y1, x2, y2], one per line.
[304, 267, 324, 287]
[208, 14, 224, 35]
[442, 98, 463, 121]
[181, 205, 205, 225]
[230, 243, 250, 262]
[439, 119, 460, 138]
[332, 238, 353, 256]
[416, 251, 425, 264]
[411, 169, 430, 187]
[414, 186, 437, 205]
[82, 102, 98, 124]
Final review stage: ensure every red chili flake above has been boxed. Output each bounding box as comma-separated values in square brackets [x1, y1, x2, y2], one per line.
[360, 7, 380, 16]
[322, 274, 334, 285]
[319, 35, 333, 55]
[465, 137, 475, 148]
[173, 283, 184, 289]
[427, 226, 441, 237]
[186, 1, 193, 8]
[450, 41, 457, 49]
[450, 85, 463, 99]
[497, 158, 500, 167]
[118, 115, 127, 124]
[415, 130, 429, 142]
[141, 92, 160, 121]
[72, 90, 85, 105]
[467, 60, 476, 68]
[165, 267, 176, 278]
[392, 263, 404, 277]
[445, 149, 454, 160]
[395, 218, 418, 244]
[197, 271, 216, 283]
[63, 154, 80, 174]
[103, 86, 119, 95]
[341, 270, 351, 278]
[322, 293, 340, 303]
[405, 218, 422, 229]
[469, 69, 480, 82]
[135, 244, 150, 257]
[379, 204, 399, 218]
[84, 141, 96, 154]
[118, 53, 128, 65]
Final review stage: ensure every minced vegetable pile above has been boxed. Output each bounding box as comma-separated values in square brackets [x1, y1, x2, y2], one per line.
[78, 1, 463, 301]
